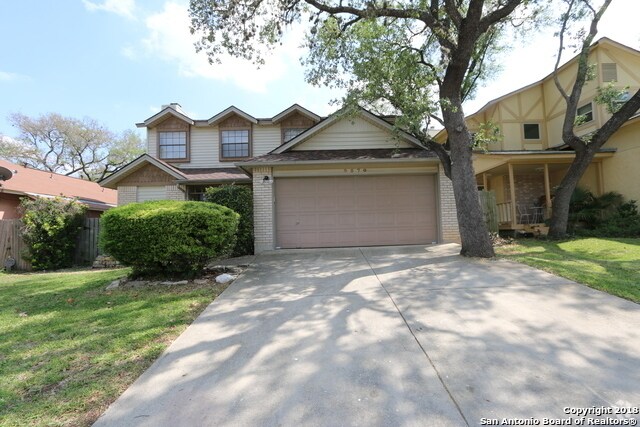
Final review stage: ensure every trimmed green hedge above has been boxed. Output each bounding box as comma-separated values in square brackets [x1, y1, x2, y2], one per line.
[204, 185, 254, 256]
[100, 200, 239, 276]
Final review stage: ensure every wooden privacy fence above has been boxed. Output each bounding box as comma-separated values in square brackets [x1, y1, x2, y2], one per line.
[0, 219, 30, 270]
[0, 218, 102, 271]
[478, 190, 499, 234]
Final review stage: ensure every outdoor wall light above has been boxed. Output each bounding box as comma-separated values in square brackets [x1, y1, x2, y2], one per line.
[263, 176, 270, 182]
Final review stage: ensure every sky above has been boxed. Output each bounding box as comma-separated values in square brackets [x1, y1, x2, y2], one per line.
[1, 0, 639, 140]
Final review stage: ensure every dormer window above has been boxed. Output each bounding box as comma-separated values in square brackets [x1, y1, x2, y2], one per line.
[577, 103, 594, 124]
[283, 128, 307, 143]
[159, 131, 187, 160]
[221, 129, 250, 159]
[156, 116, 190, 162]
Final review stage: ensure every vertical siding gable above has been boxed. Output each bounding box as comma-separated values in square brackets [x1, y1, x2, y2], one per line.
[292, 116, 412, 151]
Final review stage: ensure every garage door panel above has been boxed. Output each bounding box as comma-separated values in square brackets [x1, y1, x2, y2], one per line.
[275, 175, 437, 248]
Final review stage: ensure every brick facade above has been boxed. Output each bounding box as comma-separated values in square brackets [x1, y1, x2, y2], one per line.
[438, 165, 461, 243]
[505, 174, 545, 211]
[165, 184, 186, 201]
[252, 167, 275, 253]
[117, 186, 137, 206]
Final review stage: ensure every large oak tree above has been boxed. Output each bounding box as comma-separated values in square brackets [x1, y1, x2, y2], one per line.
[190, 0, 545, 257]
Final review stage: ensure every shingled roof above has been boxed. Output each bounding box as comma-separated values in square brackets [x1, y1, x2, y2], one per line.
[0, 159, 117, 210]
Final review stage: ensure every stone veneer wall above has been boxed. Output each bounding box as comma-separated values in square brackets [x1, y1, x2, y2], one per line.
[438, 165, 461, 243]
[117, 186, 137, 206]
[252, 167, 274, 253]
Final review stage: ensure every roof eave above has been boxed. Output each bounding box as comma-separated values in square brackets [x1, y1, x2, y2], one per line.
[239, 157, 440, 168]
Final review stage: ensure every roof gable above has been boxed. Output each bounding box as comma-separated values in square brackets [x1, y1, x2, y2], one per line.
[140, 106, 194, 128]
[468, 37, 640, 119]
[271, 104, 321, 124]
[208, 106, 257, 126]
[273, 109, 423, 154]
[99, 154, 185, 189]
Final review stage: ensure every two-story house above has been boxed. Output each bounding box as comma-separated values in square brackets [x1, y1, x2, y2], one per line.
[436, 37, 640, 233]
[100, 104, 461, 253]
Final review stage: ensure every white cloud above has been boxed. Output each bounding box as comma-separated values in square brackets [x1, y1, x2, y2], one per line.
[121, 45, 137, 60]
[82, 0, 136, 19]
[0, 71, 26, 81]
[139, 2, 303, 93]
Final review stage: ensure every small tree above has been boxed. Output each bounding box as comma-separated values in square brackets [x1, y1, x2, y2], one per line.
[204, 185, 254, 256]
[548, 0, 640, 238]
[19, 197, 87, 270]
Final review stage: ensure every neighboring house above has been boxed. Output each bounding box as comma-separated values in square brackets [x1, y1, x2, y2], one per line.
[436, 37, 640, 233]
[0, 159, 117, 219]
[100, 104, 460, 253]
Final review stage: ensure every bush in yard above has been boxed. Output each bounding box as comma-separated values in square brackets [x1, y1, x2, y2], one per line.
[100, 200, 239, 277]
[203, 185, 254, 256]
[19, 197, 87, 270]
[577, 200, 640, 238]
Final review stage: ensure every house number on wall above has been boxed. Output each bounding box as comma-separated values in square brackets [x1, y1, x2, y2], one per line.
[344, 168, 367, 173]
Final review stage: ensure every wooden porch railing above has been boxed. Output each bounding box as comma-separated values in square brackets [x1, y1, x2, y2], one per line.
[497, 202, 512, 224]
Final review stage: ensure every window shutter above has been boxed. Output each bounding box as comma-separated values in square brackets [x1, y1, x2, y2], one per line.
[602, 63, 618, 82]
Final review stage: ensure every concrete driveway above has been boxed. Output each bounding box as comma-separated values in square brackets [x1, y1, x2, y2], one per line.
[94, 244, 640, 427]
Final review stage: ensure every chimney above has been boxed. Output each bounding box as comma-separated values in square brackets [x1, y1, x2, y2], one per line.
[161, 103, 184, 115]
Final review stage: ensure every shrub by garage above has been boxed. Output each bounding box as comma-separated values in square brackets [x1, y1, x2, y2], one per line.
[100, 200, 239, 277]
[204, 185, 254, 256]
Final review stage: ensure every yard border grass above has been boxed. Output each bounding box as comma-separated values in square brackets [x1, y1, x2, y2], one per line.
[0, 267, 231, 426]
[496, 237, 640, 303]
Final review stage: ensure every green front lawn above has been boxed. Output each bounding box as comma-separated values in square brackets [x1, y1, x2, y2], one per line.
[496, 237, 640, 303]
[0, 268, 229, 426]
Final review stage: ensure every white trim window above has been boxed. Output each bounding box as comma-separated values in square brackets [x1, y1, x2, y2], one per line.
[523, 123, 540, 140]
[577, 103, 594, 124]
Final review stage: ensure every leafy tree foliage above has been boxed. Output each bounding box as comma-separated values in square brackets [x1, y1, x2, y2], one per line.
[100, 201, 239, 277]
[189, 0, 546, 257]
[19, 197, 87, 270]
[548, 0, 640, 238]
[1, 113, 144, 182]
[204, 185, 254, 257]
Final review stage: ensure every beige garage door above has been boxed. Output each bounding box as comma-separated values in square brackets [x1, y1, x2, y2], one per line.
[275, 175, 437, 248]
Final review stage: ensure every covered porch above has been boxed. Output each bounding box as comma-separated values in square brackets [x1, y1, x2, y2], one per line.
[474, 151, 614, 234]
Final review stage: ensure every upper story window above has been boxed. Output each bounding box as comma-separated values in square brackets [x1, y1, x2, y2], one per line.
[158, 131, 188, 160]
[577, 103, 594, 124]
[282, 128, 306, 143]
[602, 63, 618, 82]
[221, 129, 250, 159]
[523, 123, 540, 140]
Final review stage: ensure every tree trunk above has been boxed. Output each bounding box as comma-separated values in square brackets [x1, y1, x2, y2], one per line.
[547, 149, 595, 238]
[445, 105, 495, 258]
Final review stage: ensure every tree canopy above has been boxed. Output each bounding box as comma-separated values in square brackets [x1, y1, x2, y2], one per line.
[0, 113, 144, 182]
[190, 0, 546, 257]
